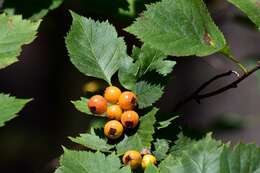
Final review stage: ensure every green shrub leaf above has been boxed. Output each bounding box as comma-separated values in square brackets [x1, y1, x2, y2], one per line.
[135, 45, 176, 77]
[66, 11, 128, 84]
[69, 133, 113, 152]
[71, 97, 91, 115]
[125, 0, 226, 56]
[118, 56, 139, 90]
[153, 139, 170, 161]
[220, 144, 260, 173]
[228, 0, 260, 30]
[157, 116, 179, 130]
[135, 81, 164, 109]
[160, 133, 223, 173]
[116, 108, 158, 155]
[29, 0, 64, 21]
[55, 148, 130, 173]
[145, 164, 159, 173]
[0, 13, 40, 69]
[0, 93, 31, 127]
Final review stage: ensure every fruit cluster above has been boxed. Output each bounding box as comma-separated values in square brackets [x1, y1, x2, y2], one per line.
[123, 150, 157, 169]
[87, 86, 156, 169]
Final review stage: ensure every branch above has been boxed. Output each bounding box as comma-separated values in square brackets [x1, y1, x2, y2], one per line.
[173, 63, 260, 111]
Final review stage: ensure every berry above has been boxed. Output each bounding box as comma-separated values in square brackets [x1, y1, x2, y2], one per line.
[141, 154, 157, 169]
[118, 91, 137, 110]
[122, 150, 142, 169]
[104, 86, 122, 103]
[88, 95, 107, 114]
[107, 105, 123, 121]
[104, 120, 123, 139]
[121, 110, 139, 128]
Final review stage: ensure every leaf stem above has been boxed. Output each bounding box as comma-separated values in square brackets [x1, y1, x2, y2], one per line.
[226, 53, 248, 74]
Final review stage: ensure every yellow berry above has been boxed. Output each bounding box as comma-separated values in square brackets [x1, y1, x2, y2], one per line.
[88, 95, 107, 114]
[104, 120, 124, 139]
[118, 91, 137, 110]
[107, 105, 123, 121]
[142, 154, 157, 169]
[104, 86, 122, 103]
[122, 150, 142, 169]
[121, 110, 139, 128]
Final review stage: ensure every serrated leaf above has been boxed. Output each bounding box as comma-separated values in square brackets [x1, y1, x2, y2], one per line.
[153, 139, 170, 161]
[69, 132, 113, 152]
[116, 108, 158, 155]
[157, 116, 179, 130]
[0, 93, 31, 127]
[55, 148, 130, 173]
[135, 81, 164, 109]
[71, 97, 91, 115]
[220, 144, 260, 173]
[136, 45, 176, 77]
[0, 13, 41, 69]
[29, 0, 64, 21]
[66, 11, 128, 84]
[125, 0, 226, 56]
[228, 0, 260, 30]
[118, 56, 139, 90]
[160, 133, 223, 173]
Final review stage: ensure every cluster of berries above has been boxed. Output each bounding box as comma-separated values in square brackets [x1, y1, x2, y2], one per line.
[87, 86, 156, 169]
[123, 150, 157, 169]
[87, 86, 139, 139]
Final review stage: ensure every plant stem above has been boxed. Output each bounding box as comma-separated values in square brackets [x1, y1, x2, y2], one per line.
[173, 63, 260, 111]
[226, 54, 248, 74]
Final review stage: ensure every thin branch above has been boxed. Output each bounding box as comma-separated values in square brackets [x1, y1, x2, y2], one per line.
[173, 63, 260, 111]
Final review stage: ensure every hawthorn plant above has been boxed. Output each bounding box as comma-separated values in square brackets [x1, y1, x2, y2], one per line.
[1, 0, 260, 172]
[53, 0, 260, 172]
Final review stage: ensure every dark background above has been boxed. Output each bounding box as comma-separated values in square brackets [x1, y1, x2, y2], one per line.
[0, 0, 260, 172]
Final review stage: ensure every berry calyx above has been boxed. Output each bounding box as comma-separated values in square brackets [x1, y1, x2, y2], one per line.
[104, 120, 123, 139]
[122, 150, 142, 169]
[121, 110, 139, 128]
[107, 105, 123, 121]
[141, 154, 157, 169]
[87, 95, 107, 114]
[104, 86, 122, 104]
[118, 91, 137, 110]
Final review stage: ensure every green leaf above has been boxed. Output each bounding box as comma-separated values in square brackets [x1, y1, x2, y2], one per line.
[153, 139, 170, 161]
[220, 144, 260, 173]
[0, 13, 41, 69]
[116, 108, 158, 155]
[66, 11, 128, 84]
[125, 0, 226, 56]
[29, 0, 64, 21]
[145, 164, 159, 173]
[136, 45, 176, 77]
[157, 116, 179, 130]
[55, 148, 130, 173]
[118, 56, 139, 90]
[228, 0, 260, 30]
[0, 93, 31, 127]
[160, 133, 223, 173]
[169, 133, 196, 156]
[135, 81, 164, 109]
[71, 97, 91, 115]
[69, 133, 113, 152]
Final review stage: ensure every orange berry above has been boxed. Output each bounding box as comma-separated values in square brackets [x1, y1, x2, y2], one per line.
[122, 150, 142, 169]
[104, 120, 124, 139]
[88, 95, 107, 114]
[141, 154, 157, 169]
[121, 110, 139, 128]
[107, 105, 123, 121]
[118, 91, 137, 110]
[104, 86, 122, 103]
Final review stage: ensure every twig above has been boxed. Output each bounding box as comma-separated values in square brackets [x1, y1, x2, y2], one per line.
[173, 63, 260, 111]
